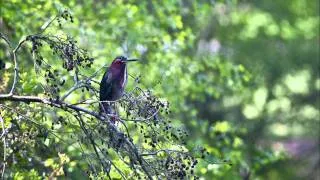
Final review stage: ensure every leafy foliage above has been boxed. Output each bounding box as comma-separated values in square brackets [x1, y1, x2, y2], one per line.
[0, 0, 319, 179]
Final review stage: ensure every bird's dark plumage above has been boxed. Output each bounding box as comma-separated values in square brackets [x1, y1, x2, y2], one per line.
[99, 56, 137, 115]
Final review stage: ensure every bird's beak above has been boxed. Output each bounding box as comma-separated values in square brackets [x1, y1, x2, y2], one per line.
[125, 58, 138, 62]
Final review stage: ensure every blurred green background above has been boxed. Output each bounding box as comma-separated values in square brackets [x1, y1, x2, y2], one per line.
[1, 0, 319, 179]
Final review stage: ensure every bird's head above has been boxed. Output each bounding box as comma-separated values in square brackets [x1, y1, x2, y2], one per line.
[111, 56, 138, 67]
[108, 56, 138, 78]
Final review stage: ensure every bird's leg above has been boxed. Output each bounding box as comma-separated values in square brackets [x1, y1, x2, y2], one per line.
[110, 102, 121, 124]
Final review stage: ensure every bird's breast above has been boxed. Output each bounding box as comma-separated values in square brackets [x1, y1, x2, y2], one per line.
[120, 66, 127, 89]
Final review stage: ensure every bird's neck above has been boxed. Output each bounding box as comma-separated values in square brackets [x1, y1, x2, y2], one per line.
[110, 63, 126, 74]
[120, 66, 127, 88]
[110, 64, 127, 88]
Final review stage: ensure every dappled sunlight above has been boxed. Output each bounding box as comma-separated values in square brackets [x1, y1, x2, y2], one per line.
[284, 70, 310, 94]
[0, 0, 318, 179]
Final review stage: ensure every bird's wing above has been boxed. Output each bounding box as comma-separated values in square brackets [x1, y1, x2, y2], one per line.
[99, 70, 113, 101]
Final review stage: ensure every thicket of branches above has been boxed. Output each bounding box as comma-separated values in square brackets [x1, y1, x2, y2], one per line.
[0, 11, 208, 179]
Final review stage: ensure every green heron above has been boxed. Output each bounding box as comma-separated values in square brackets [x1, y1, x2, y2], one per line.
[99, 56, 137, 115]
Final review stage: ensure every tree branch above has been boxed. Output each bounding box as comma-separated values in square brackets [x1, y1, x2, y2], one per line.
[9, 37, 27, 95]
[0, 94, 154, 179]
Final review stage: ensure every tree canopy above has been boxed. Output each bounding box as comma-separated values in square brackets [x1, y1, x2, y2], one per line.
[0, 0, 319, 179]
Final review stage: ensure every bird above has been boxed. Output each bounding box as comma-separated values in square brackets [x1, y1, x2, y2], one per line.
[99, 56, 138, 116]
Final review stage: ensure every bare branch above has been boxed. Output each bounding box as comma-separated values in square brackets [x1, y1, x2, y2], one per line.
[38, 15, 58, 35]
[0, 32, 12, 49]
[0, 114, 6, 179]
[9, 37, 27, 95]
[0, 32, 26, 95]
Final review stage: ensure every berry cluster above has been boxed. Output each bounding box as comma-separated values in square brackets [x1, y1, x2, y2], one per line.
[27, 35, 94, 71]
[99, 88, 205, 178]
[57, 10, 74, 27]
[164, 153, 199, 179]
[43, 69, 64, 100]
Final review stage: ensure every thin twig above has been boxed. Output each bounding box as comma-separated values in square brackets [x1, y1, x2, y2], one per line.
[8, 37, 26, 95]
[37, 15, 58, 35]
[77, 141, 98, 176]
[61, 63, 108, 101]
[90, 137, 127, 180]
[60, 82, 82, 101]
[0, 32, 12, 49]
[140, 149, 188, 157]
[74, 112, 110, 175]
[0, 114, 6, 179]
